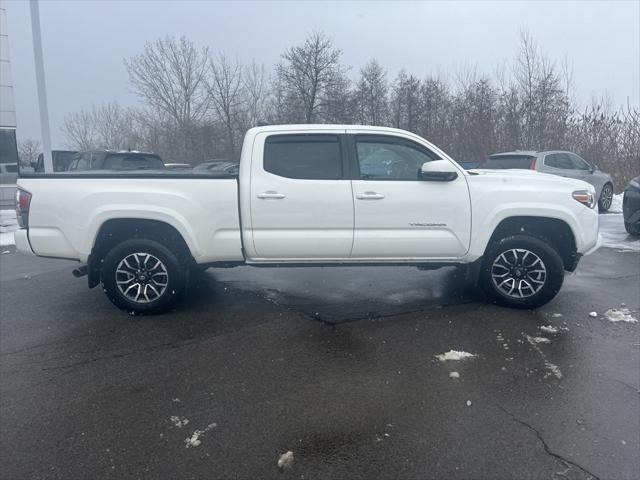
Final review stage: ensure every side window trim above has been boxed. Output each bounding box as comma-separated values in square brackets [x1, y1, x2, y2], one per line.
[351, 134, 440, 181]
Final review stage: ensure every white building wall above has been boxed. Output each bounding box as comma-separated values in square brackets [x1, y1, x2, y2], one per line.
[0, 0, 17, 129]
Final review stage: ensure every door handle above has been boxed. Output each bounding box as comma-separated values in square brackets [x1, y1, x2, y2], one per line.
[356, 191, 385, 200]
[257, 191, 286, 199]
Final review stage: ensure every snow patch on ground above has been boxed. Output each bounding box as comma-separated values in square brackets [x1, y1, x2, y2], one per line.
[540, 325, 558, 334]
[599, 213, 640, 252]
[277, 451, 294, 471]
[449, 371, 460, 379]
[435, 350, 476, 361]
[528, 336, 551, 344]
[184, 422, 217, 448]
[169, 416, 189, 428]
[604, 308, 638, 323]
[0, 210, 17, 246]
[551, 313, 563, 318]
[609, 193, 623, 214]
[589, 311, 598, 318]
[526, 335, 562, 379]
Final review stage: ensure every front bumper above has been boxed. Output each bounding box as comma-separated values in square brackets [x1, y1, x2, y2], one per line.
[14, 229, 35, 256]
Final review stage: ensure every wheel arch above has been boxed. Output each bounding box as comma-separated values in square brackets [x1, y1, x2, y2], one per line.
[87, 218, 195, 288]
[485, 216, 578, 271]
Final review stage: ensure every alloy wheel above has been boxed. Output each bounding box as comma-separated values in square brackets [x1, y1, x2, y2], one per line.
[490, 248, 547, 298]
[115, 252, 169, 304]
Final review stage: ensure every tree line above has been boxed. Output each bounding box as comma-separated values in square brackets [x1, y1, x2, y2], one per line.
[21, 30, 639, 188]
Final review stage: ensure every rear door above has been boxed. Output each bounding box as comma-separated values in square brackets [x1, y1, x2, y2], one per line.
[249, 131, 354, 260]
[348, 132, 471, 259]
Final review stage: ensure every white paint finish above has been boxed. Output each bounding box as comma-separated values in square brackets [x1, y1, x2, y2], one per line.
[15, 125, 602, 268]
[465, 169, 600, 255]
[347, 127, 471, 259]
[17, 177, 242, 263]
[247, 128, 354, 259]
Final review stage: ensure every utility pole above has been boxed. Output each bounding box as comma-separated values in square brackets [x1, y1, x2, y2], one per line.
[29, 0, 52, 173]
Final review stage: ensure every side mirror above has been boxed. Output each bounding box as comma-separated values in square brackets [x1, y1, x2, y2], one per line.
[419, 160, 459, 182]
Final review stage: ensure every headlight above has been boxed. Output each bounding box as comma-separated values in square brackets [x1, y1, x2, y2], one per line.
[572, 190, 595, 209]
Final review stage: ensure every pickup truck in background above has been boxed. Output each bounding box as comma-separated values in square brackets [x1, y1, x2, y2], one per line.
[14, 125, 602, 313]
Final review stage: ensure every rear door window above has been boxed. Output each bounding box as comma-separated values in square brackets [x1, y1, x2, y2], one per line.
[545, 153, 573, 169]
[264, 134, 343, 180]
[567, 153, 591, 171]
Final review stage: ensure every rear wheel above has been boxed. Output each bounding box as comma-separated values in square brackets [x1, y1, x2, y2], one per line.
[102, 238, 185, 314]
[598, 183, 613, 212]
[480, 235, 564, 309]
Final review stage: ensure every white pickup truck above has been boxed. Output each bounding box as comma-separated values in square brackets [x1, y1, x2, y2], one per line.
[15, 125, 601, 313]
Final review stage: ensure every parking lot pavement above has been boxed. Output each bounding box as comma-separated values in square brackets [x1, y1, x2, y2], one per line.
[1, 241, 638, 479]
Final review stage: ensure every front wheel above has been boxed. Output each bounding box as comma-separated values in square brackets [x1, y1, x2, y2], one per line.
[598, 183, 613, 212]
[101, 238, 185, 314]
[480, 235, 564, 309]
[625, 221, 640, 236]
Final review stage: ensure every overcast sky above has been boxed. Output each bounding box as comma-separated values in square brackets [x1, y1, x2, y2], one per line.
[5, 0, 639, 147]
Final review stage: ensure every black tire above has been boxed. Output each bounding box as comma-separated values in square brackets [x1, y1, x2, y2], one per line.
[625, 221, 640, 236]
[101, 238, 185, 314]
[480, 235, 564, 309]
[598, 183, 613, 212]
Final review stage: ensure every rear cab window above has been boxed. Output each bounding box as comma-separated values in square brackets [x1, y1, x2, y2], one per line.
[263, 134, 343, 180]
[484, 155, 536, 169]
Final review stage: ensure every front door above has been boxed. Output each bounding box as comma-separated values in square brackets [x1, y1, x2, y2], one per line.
[249, 131, 354, 260]
[348, 133, 471, 259]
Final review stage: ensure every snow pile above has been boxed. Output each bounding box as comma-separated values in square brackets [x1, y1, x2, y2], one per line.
[589, 312, 598, 318]
[0, 210, 17, 247]
[609, 193, 623, 214]
[540, 325, 558, 334]
[528, 336, 551, 344]
[435, 350, 476, 361]
[184, 422, 217, 448]
[449, 371, 460, 379]
[604, 308, 638, 323]
[277, 451, 294, 472]
[169, 416, 189, 428]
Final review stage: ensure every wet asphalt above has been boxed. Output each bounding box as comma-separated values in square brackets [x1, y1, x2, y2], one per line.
[0, 232, 639, 479]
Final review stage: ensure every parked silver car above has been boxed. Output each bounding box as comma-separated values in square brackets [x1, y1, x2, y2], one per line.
[483, 150, 614, 211]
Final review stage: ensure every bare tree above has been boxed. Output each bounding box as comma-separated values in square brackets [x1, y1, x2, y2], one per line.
[355, 59, 388, 125]
[391, 70, 422, 132]
[18, 139, 41, 166]
[243, 60, 268, 127]
[61, 103, 140, 151]
[62, 109, 97, 150]
[124, 36, 210, 156]
[207, 54, 245, 160]
[276, 31, 346, 123]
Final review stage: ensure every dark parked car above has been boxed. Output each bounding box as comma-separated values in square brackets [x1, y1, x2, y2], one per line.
[623, 176, 640, 236]
[482, 150, 614, 212]
[68, 150, 165, 171]
[34, 150, 78, 172]
[194, 159, 238, 175]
